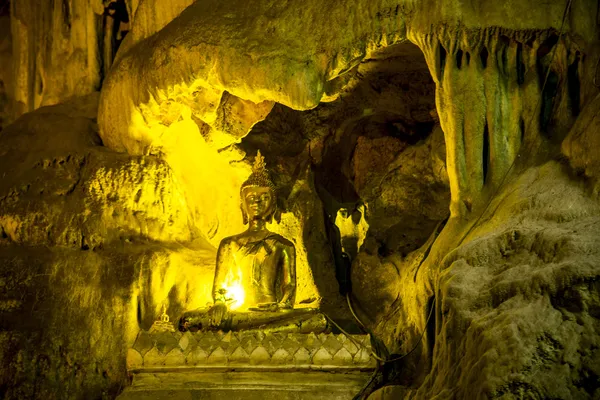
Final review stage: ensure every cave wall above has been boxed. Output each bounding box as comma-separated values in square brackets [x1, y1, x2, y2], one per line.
[0, 13, 11, 131]
[238, 41, 449, 320]
[413, 28, 585, 217]
[1, 0, 600, 399]
[9, 0, 103, 117]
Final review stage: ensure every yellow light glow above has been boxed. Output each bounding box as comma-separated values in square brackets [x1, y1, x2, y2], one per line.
[132, 97, 322, 311]
[335, 204, 369, 254]
[222, 264, 245, 310]
[223, 280, 245, 310]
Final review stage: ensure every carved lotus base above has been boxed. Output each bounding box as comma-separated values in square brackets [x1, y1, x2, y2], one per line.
[117, 330, 377, 399]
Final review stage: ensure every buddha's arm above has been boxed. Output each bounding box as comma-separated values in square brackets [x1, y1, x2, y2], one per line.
[212, 241, 230, 303]
[279, 244, 296, 306]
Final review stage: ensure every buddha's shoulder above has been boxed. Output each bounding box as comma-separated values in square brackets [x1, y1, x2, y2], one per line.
[219, 232, 294, 249]
[218, 233, 262, 246]
[218, 234, 240, 247]
[265, 233, 294, 249]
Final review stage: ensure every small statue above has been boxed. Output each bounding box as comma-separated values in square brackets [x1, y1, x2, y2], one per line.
[179, 151, 327, 333]
[149, 304, 175, 333]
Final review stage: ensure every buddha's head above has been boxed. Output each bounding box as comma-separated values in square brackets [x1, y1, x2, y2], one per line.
[240, 151, 276, 225]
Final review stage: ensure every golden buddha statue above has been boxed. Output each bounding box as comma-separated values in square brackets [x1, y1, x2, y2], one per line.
[179, 151, 327, 333]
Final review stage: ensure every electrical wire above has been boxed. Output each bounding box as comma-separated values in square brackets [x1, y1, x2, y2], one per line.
[347, 292, 369, 332]
[324, 294, 436, 364]
[382, 301, 435, 363]
[324, 313, 386, 363]
[352, 365, 381, 400]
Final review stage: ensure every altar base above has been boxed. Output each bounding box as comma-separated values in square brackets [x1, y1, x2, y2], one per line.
[117, 330, 377, 400]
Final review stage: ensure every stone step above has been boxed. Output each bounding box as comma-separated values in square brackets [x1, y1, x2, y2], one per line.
[118, 370, 373, 399]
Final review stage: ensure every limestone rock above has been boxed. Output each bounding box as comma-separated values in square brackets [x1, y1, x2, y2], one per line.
[0, 15, 12, 131]
[0, 94, 194, 248]
[10, 0, 102, 118]
[99, 0, 596, 162]
[0, 239, 219, 399]
[3, 1, 600, 399]
[0, 245, 137, 399]
[97, 0, 411, 157]
[115, 0, 194, 60]
[368, 162, 600, 399]
[351, 126, 449, 255]
[0, 94, 220, 399]
[351, 247, 402, 326]
[562, 92, 600, 193]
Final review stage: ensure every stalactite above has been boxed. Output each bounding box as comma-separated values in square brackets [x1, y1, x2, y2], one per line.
[414, 26, 584, 217]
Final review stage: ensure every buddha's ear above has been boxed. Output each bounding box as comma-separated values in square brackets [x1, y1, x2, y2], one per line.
[272, 204, 281, 224]
[240, 203, 248, 225]
[269, 194, 280, 224]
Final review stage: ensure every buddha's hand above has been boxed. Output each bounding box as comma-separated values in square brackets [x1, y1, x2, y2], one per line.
[277, 301, 292, 310]
[178, 316, 190, 332]
[208, 302, 228, 327]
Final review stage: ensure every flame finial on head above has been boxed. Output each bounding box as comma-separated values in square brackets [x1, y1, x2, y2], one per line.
[253, 150, 267, 175]
[241, 150, 275, 191]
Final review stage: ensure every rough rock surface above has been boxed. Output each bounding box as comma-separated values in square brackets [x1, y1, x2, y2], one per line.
[563, 92, 600, 194]
[98, 0, 595, 157]
[115, 0, 193, 60]
[0, 240, 215, 400]
[1, 0, 600, 399]
[97, 0, 409, 156]
[351, 127, 448, 256]
[413, 27, 586, 217]
[0, 94, 194, 247]
[358, 161, 600, 399]
[0, 15, 12, 131]
[9, 0, 103, 118]
[0, 95, 219, 399]
[420, 161, 600, 399]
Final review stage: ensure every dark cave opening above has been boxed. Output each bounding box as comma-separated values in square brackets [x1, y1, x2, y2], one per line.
[439, 44, 447, 76]
[540, 69, 559, 135]
[480, 47, 489, 69]
[0, 0, 8, 17]
[517, 42, 525, 85]
[456, 49, 463, 70]
[483, 121, 490, 186]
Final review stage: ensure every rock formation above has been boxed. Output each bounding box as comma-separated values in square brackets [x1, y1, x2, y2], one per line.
[1, 0, 599, 399]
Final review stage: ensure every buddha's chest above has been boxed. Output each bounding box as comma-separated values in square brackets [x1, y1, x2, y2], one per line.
[232, 240, 281, 287]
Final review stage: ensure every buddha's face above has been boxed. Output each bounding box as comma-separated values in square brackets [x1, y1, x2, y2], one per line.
[242, 186, 275, 222]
